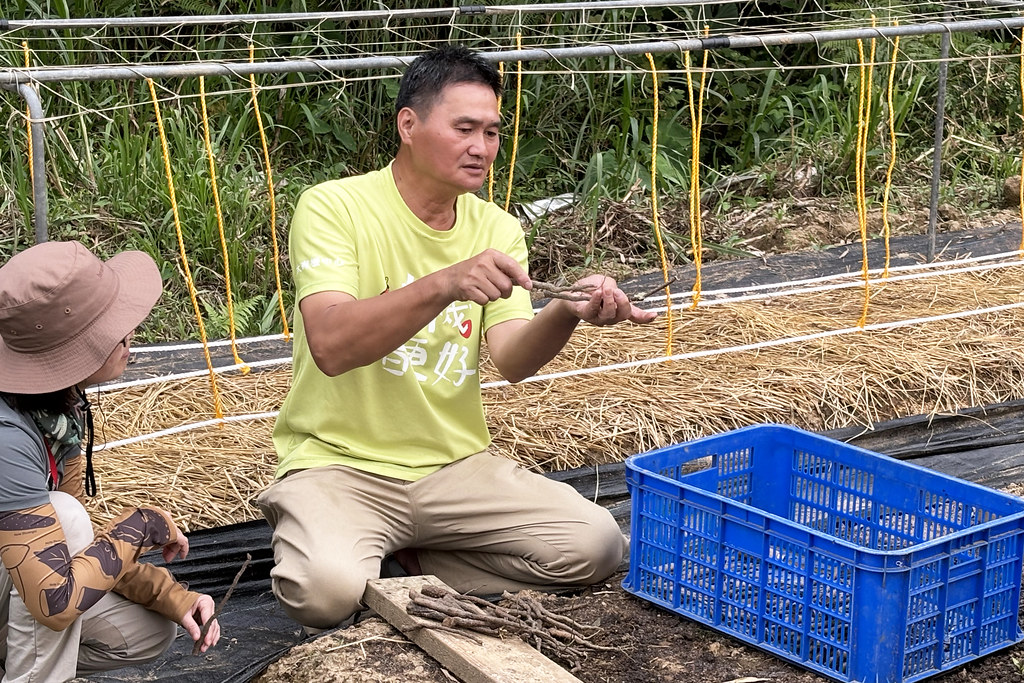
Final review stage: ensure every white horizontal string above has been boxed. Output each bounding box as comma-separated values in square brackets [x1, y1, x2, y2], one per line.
[679, 255, 1024, 309]
[97, 253, 1024, 390]
[87, 356, 291, 394]
[129, 332, 291, 354]
[487, 301, 1024, 386]
[662, 248, 1024, 304]
[122, 247, 1024, 355]
[93, 411, 280, 452]
[92, 298, 1024, 451]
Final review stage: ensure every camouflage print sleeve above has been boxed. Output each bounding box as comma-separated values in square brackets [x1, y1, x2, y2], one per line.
[0, 504, 175, 630]
[56, 455, 85, 504]
[115, 561, 199, 622]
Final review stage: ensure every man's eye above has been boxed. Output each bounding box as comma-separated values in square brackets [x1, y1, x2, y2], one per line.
[457, 128, 472, 134]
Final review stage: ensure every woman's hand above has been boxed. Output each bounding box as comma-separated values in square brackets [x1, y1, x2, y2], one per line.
[180, 594, 220, 653]
[160, 517, 189, 563]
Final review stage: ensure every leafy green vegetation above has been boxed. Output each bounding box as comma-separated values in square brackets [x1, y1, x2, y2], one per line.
[1, 2, 1021, 341]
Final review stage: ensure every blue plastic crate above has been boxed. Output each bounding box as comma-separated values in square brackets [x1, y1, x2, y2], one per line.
[623, 424, 1024, 683]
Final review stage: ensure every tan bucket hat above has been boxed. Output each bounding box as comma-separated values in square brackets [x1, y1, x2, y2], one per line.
[0, 241, 163, 394]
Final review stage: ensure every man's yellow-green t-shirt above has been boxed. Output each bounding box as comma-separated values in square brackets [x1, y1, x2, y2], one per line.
[273, 164, 534, 481]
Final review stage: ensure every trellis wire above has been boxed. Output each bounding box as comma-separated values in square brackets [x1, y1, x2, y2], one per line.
[7, 14, 1024, 85]
[92, 296, 1024, 453]
[95, 252, 1024, 395]
[4, 3, 1024, 456]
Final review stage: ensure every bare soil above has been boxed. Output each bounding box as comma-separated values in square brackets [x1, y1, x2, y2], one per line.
[254, 619, 453, 683]
[528, 186, 1022, 284]
[255, 193, 1024, 682]
[256, 571, 1024, 683]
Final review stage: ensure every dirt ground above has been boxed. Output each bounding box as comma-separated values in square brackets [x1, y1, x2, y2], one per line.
[253, 190, 1024, 683]
[527, 173, 1022, 284]
[255, 570, 1024, 683]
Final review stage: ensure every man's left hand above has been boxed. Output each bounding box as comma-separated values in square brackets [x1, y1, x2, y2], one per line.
[569, 275, 658, 326]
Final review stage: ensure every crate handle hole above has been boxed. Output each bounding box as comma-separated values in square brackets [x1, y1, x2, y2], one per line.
[680, 455, 715, 475]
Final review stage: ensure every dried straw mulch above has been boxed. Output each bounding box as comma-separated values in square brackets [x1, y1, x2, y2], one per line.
[86, 266, 1024, 530]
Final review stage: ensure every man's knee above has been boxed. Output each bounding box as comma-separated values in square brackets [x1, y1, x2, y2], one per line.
[271, 558, 370, 629]
[572, 509, 627, 583]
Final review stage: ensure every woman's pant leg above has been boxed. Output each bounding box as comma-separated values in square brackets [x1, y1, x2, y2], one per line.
[75, 591, 176, 676]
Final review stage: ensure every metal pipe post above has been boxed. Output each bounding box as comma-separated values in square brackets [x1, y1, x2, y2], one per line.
[927, 17, 953, 261]
[2, 84, 49, 243]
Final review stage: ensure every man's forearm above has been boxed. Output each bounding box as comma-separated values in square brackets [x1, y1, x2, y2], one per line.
[305, 271, 454, 376]
[489, 301, 581, 382]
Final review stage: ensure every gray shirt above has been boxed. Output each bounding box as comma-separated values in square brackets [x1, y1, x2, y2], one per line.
[0, 398, 74, 512]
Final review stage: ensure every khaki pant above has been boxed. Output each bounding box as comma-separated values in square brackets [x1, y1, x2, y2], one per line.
[258, 452, 627, 629]
[0, 492, 176, 683]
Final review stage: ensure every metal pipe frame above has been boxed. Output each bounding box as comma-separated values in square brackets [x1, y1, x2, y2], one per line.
[1, 84, 48, 243]
[3, 14, 1024, 85]
[4, 5, 1022, 248]
[1, 1, 737, 31]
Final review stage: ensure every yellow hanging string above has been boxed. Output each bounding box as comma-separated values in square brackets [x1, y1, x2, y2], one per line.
[489, 62, 505, 204]
[881, 26, 900, 279]
[855, 32, 876, 330]
[646, 52, 673, 355]
[199, 76, 248, 374]
[249, 44, 291, 340]
[685, 30, 710, 311]
[503, 33, 523, 213]
[147, 78, 224, 419]
[865, 31, 876, 277]
[854, 41, 867, 326]
[22, 43, 33, 189]
[1019, 28, 1024, 255]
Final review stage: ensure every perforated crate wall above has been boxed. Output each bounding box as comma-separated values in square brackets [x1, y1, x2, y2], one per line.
[623, 424, 1024, 683]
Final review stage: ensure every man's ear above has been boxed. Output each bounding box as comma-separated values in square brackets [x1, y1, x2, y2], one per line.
[396, 107, 417, 144]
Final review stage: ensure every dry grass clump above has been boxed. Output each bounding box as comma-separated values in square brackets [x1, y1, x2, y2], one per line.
[86, 266, 1024, 530]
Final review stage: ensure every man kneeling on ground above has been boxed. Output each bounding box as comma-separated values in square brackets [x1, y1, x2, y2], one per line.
[259, 44, 658, 630]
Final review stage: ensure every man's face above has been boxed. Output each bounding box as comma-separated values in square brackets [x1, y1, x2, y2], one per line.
[401, 81, 501, 195]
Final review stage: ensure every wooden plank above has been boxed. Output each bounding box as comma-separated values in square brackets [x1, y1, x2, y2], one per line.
[363, 575, 582, 683]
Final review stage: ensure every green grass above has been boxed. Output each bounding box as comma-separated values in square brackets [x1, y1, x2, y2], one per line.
[1, 2, 1022, 341]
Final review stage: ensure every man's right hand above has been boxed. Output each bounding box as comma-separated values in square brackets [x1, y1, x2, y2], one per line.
[299, 248, 531, 376]
[442, 249, 532, 305]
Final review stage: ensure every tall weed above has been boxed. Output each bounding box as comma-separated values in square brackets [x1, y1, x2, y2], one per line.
[1, 2, 1021, 338]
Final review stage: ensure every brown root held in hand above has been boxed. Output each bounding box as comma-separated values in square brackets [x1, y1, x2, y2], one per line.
[192, 553, 251, 655]
[530, 277, 677, 303]
[530, 280, 595, 302]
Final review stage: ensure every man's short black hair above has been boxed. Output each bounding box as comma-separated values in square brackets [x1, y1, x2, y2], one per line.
[395, 45, 502, 117]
